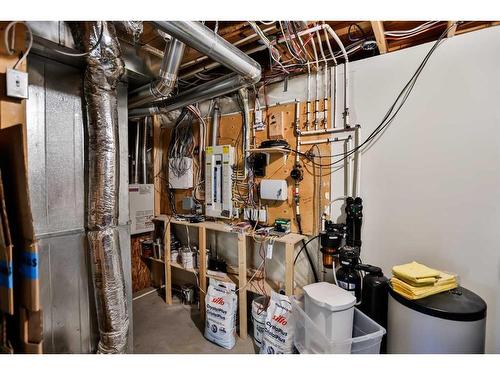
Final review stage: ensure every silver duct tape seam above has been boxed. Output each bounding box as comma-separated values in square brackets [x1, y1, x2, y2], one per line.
[76, 21, 129, 354]
[118, 21, 144, 42]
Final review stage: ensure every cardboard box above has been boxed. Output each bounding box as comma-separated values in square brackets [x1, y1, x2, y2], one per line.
[0, 169, 14, 315]
[0, 124, 42, 353]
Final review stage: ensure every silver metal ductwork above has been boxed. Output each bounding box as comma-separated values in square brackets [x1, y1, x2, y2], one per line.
[129, 21, 262, 118]
[129, 38, 185, 109]
[73, 21, 129, 354]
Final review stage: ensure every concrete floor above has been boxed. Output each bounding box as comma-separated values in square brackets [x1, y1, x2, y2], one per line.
[133, 288, 257, 354]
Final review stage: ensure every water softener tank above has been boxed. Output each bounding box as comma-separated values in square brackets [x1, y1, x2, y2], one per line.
[387, 286, 487, 353]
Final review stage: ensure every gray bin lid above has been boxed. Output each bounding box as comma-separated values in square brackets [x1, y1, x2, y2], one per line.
[389, 286, 486, 322]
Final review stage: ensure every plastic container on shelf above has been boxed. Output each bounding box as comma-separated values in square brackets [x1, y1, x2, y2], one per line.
[291, 295, 386, 354]
[181, 246, 195, 269]
[303, 282, 356, 342]
[171, 249, 179, 263]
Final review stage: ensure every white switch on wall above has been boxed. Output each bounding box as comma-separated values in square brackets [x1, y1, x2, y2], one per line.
[6, 68, 29, 99]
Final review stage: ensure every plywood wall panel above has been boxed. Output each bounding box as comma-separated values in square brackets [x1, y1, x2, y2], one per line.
[157, 98, 337, 236]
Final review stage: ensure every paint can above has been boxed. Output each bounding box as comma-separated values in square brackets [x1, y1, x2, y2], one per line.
[181, 284, 195, 304]
[181, 246, 195, 269]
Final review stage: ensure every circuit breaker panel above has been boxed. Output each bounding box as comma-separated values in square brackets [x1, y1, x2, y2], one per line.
[205, 145, 235, 219]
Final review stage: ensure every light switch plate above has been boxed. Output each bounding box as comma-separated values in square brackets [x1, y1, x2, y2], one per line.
[6, 68, 29, 99]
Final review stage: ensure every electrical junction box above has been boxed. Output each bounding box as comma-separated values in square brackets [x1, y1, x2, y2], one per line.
[168, 157, 193, 189]
[260, 179, 288, 201]
[6, 69, 28, 99]
[129, 184, 154, 235]
[243, 207, 267, 223]
[253, 109, 265, 131]
[205, 145, 235, 219]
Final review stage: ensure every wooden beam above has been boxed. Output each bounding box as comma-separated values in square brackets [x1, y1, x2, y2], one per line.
[370, 21, 387, 54]
[198, 227, 207, 321]
[447, 21, 458, 37]
[237, 234, 247, 339]
[164, 221, 172, 304]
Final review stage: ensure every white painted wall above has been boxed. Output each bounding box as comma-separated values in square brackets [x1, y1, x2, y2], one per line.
[339, 26, 500, 353]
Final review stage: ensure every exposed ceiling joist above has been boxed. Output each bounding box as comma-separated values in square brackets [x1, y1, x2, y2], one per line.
[447, 21, 458, 37]
[370, 21, 387, 54]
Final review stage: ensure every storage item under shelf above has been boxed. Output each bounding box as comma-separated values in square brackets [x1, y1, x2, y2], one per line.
[291, 295, 386, 354]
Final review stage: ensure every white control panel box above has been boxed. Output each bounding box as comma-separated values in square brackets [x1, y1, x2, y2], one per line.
[260, 179, 288, 201]
[205, 145, 235, 219]
[129, 184, 154, 234]
[168, 157, 194, 189]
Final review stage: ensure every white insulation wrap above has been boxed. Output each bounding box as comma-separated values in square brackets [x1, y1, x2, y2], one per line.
[74, 21, 129, 354]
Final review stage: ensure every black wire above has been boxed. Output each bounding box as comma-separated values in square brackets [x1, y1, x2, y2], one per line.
[53, 21, 105, 57]
[295, 216, 319, 282]
[294, 234, 321, 265]
[347, 23, 366, 42]
[287, 22, 457, 169]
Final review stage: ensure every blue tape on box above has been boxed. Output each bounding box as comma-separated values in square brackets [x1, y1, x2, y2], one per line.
[19, 252, 38, 280]
[0, 260, 13, 288]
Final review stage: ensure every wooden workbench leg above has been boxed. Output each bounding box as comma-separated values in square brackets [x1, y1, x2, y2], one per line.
[237, 234, 247, 339]
[164, 221, 172, 304]
[198, 227, 207, 321]
[285, 242, 294, 296]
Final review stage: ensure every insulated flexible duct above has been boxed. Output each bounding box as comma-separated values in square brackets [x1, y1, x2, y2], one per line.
[129, 38, 186, 109]
[72, 21, 129, 354]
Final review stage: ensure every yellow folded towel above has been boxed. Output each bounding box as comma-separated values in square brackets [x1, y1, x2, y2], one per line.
[392, 261, 441, 287]
[391, 271, 458, 300]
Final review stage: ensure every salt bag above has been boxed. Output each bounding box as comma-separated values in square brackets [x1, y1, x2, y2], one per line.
[260, 291, 295, 354]
[204, 279, 237, 349]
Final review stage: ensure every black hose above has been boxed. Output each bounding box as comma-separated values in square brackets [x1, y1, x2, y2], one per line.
[294, 234, 321, 266]
[295, 215, 319, 282]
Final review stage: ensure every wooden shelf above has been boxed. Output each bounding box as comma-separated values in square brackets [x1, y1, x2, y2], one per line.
[207, 272, 279, 295]
[250, 232, 307, 245]
[247, 147, 290, 154]
[142, 256, 165, 264]
[171, 261, 198, 274]
[155, 215, 306, 245]
[156, 214, 301, 340]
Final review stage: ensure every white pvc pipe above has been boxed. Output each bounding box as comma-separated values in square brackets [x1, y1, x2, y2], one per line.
[299, 136, 349, 146]
[323, 25, 349, 128]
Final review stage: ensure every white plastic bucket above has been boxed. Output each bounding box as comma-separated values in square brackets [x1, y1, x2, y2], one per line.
[251, 296, 267, 347]
[181, 247, 195, 269]
[303, 282, 356, 342]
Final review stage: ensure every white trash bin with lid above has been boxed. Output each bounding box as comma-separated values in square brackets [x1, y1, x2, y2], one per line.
[303, 282, 356, 342]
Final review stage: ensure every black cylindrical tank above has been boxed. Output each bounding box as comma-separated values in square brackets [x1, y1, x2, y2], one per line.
[336, 246, 361, 301]
[357, 265, 389, 327]
[356, 264, 389, 352]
